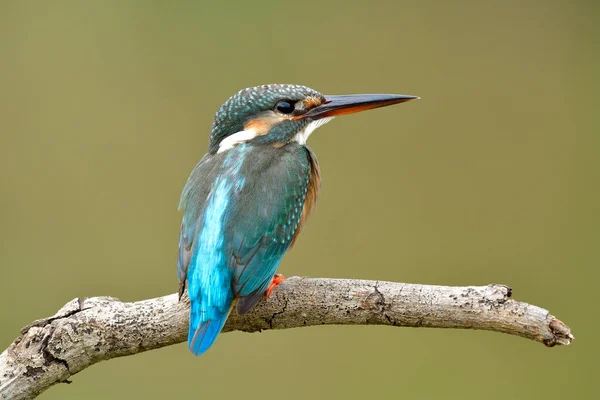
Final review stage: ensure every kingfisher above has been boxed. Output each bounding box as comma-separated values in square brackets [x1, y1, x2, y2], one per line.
[178, 84, 417, 355]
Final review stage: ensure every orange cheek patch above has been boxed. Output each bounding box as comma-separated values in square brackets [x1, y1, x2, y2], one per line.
[244, 116, 281, 135]
[303, 96, 323, 109]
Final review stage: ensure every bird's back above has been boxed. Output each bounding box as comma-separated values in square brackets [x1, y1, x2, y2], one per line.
[178, 142, 318, 354]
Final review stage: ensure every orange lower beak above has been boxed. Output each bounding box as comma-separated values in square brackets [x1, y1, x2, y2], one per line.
[301, 93, 418, 120]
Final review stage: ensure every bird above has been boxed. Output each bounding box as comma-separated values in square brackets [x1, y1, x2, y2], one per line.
[178, 84, 417, 355]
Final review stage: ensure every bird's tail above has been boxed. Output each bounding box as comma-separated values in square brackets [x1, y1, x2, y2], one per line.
[188, 304, 232, 356]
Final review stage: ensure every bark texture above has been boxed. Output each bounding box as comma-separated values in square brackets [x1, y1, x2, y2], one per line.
[0, 277, 574, 400]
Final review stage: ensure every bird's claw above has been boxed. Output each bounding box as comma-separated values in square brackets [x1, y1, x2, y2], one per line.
[265, 274, 286, 298]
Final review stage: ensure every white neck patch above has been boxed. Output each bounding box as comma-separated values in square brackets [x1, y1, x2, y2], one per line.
[294, 117, 334, 145]
[217, 117, 334, 153]
[217, 128, 258, 153]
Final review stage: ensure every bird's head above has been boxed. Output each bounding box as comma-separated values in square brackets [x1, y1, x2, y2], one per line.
[209, 84, 417, 154]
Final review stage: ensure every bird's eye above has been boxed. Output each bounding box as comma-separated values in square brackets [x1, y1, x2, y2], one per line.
[275, 100, 295, 114]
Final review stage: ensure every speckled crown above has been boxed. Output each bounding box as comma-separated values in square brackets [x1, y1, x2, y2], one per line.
[209, 84, 323, 151]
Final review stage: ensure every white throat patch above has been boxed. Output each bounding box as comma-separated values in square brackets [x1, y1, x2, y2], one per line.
[217, 117, 334, 153]
[294, 117, 334, 145]
[217, 129, 258, 153]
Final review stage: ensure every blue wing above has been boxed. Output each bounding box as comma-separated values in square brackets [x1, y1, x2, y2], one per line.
[178, 143, 316, 354]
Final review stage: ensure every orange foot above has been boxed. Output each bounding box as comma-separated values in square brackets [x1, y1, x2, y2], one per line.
[265, 274, 286, 298]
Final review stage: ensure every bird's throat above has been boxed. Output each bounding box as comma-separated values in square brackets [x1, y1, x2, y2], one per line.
[293, 117, 334, 145]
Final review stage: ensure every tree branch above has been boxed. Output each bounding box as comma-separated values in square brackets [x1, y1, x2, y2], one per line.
[0, 277, 573, 400]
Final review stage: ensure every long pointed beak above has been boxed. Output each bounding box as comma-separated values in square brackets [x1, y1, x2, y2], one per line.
[302, 93, 418, 120]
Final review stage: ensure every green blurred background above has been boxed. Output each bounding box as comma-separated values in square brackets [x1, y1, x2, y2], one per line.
[1, 0, 598, 398]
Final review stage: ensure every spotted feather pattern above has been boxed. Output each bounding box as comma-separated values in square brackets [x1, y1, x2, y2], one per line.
[209, 84, 324, 153]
